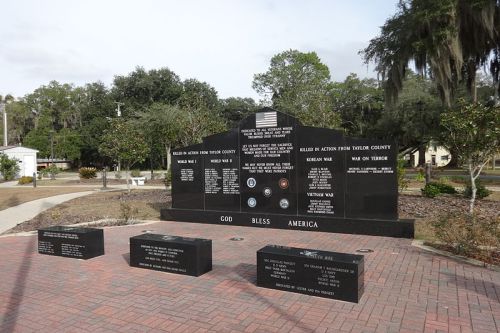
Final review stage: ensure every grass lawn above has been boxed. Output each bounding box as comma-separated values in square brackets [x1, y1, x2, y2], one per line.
[0, 187, 94, 210]
[5, 189, 170, 234]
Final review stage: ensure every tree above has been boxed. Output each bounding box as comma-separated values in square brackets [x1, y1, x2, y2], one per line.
[373, 72, 442, 165]
[112, 67, 183, 112]
[99, 119, 150, 192]
[252, 49, 338, 128]
[362, 0, 500, 107]
[134, 103, 186, 171]
[0, 153, 20, 180]
[440, 100, 500, 213]
[331, 74, 384, 137]
[219, 97, 259, 128]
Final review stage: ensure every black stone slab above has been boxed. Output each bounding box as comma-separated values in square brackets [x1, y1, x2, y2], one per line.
[257, 245, 364, 303]
[165, 108, 413, 238]
[129, 233, 212, 276]
[38, 226, 104, 259]
[161, 208, 414, 238]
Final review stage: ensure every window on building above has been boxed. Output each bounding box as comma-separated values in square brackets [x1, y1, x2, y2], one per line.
[441, 155, 449, 161]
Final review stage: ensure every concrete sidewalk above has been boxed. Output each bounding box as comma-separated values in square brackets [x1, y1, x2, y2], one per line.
[0, 191, 94, 234]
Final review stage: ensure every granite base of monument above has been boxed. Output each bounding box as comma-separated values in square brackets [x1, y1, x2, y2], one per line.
[257, 245, 364, 303]
[161, 209, 414, 238]
[130, 233, 212, 277]
[38, 226, 104, 259]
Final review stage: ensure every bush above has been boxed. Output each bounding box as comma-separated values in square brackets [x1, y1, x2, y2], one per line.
[130, 169, 141, 177]
[431, 212, 499, 262]
[119, 201, 138, 224]
[415, 169, 425, 182]
[164, 168, 172, 186]
[0, 153, 20, 180]
[114, 171, 122, 179]
[18, 176, 33, 185]
[79, 167, 97, 179]
[42, 164, 60, 179]
[464, 180, 491, 199]
[421, 182, 457, 198]
[397, 158, 409, 193]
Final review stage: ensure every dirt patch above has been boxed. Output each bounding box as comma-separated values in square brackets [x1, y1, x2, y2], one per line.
[0, 187, 94, 210]
[4, 189, 170, 234]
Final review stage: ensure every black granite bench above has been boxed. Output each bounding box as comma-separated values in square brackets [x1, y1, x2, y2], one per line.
[38, 226, 104, 259]
[257, 245, 364, 302]
[130, 233, 212, 277]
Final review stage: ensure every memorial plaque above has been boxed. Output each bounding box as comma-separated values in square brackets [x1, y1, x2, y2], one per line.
[162, 107, 414, 238]
[129, 233, 212, 276]
[38, 226, 104, 259]
[257, 245, 364, 303]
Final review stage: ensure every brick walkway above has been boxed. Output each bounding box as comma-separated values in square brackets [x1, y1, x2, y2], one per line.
[0, 221, 498, 333]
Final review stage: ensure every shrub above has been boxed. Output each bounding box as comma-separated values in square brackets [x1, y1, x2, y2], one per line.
[114, 171, 122, 179]
[0, 153, 20, 180]
[164, 168, 172, 186]
[415, 169, 425, 182]
[119, 201, 138, 224]
[397, 158, 409, 193]
[421, 181, 457, 198]
[79, 167, 97, 179]
[431, 212, 499, 262]
[43, 164, 60, 179]
[464, 180, 491, 199]
[130, 169, 141, 177]
[18, 176, 33, 185]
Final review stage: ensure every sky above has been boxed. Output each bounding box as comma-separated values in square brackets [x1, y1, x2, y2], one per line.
[0, 0, 399, 100]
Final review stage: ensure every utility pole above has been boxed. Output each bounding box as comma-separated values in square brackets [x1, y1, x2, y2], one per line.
[1, 102, 6, 146]
[114, 102, 124, 171]
[114, 102, 124, 117]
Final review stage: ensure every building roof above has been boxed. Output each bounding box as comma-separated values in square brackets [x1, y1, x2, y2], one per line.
[0, 145, 39, 153]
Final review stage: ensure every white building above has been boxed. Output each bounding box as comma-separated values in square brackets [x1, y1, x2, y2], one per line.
[0, 146, 38, 178]
[405, 142, 451, 167]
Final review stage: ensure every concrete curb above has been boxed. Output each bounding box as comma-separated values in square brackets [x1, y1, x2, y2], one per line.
[412, 239, 500, 272]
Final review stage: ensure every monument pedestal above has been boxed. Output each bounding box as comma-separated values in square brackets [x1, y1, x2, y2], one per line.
[38, 226, 104, 259]
[130, 233, 212, 276]
[257, 245, 364, 303]
[161, 208, 414, 238]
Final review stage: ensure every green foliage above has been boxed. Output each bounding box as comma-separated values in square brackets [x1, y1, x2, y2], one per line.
[165, 168, 172, 185]
[114, 171, 122, 179]
[219, 97, 259, 128]
[421, 182, 457, 198]
[112, 67, 183, 111]
[440, 100, 500, 211]
[464, 180, 491, 199]
[79, 167, 97, 179]
[253, 49, 338, 128]
[0, 153, 20, 180]
[18, 176, 33, 184]
[99, 119, 150, 172]
[362, 0, 500, 106]
[431, 212, 499, 260]
[332, 74, 384, 137]
[130, 169, 141, 177]
[397, 158, 409, 193]
[42, 164, 60, 179]
[415, 169, 425, 182]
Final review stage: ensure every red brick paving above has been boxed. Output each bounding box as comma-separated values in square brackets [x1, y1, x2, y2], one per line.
[0, 221, 499, 332]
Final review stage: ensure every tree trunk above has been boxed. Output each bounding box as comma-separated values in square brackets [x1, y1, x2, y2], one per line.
[166, 145, 171, 171]
[125, 165, 131, 193]
[418, 144, 426, 167]
[468, 163, 476, 215]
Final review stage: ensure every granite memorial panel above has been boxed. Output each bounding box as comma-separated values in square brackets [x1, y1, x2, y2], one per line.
[162, 107, 414, 238]
[257, 245, 364, 303]
[129, 233, 212, 276]
[38, 226, 104, 259]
